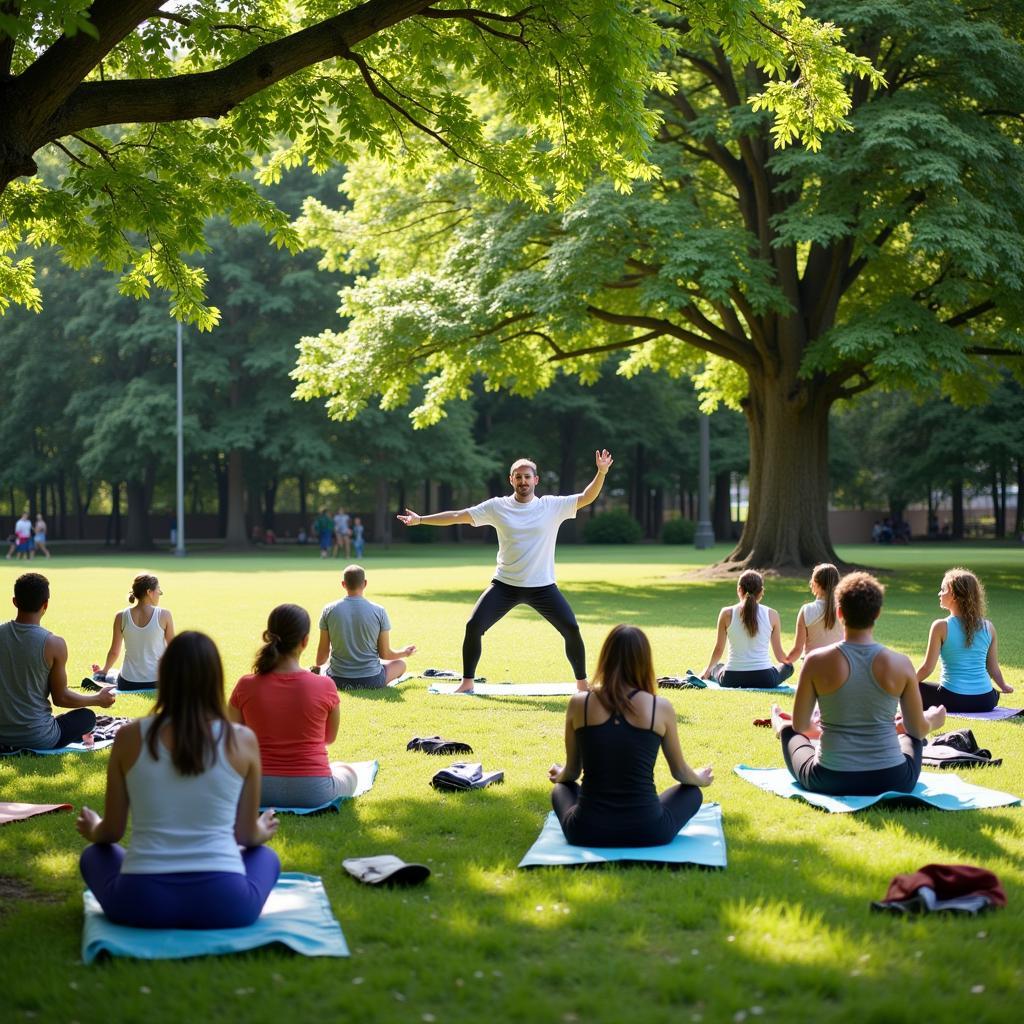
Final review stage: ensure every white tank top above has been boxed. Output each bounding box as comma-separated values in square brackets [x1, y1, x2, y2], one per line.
[802, 598, 843, 652]
[122, 717, 245, 875]
[725, 603, 772, 671]
[120, 606, 166, 683]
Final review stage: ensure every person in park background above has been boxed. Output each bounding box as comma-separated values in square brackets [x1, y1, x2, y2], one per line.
[773, 572, 946, 797]
[33, 514, 51, 559]
[397, 450, 614, 694]
[12, 510, 33, 560]
[916, 568, 1013, 713]
[0, 573, 115, 751]
[785, 563, 842, 662]
[313, 508, 333, 558]
[700, 570, 793, 688]
[313, 565, 416, 689]
[93, 573, 174, 691]
[76, 631, 279, 929]
[229, 604, 358, 808]
[549, 625, 713, 847]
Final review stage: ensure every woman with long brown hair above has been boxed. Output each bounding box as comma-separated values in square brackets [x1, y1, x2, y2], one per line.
[228, 604, 358, 808]
[548, 625, 713, 847]
[916, 568, 1014, 713]
[786, 563, 842, 662]
[700, 570, 793, 688]
[93, 572, 174, 690]
[76, 632, 280, 929]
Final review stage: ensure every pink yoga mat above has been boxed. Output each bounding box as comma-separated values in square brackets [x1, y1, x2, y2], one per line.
[0, 802, 73, 826]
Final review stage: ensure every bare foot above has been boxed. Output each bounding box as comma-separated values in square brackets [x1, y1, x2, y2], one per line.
[454, 680, 475, 694]
[770, 703, 789, 737]
[924, 705, 947, 733]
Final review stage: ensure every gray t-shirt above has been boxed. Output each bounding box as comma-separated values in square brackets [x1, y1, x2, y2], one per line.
[0, 620, 59, 748]
[319, 596, 391, 679]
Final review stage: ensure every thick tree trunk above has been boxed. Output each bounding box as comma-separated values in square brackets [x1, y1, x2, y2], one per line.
[224, 448, 247, 548]
[712, 469, 732, 540]
[124, 474, 154, 550]
[726, 372, 838, 570]
[374, 479, 391, 544]
[216, 457, 228, 538]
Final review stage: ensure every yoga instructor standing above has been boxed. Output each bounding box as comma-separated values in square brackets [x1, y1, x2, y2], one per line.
[398, 450, 613, 693]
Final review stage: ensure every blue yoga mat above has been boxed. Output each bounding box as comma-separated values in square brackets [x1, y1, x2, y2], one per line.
[82, 872, 348, 964]
[0, 739, 114, 757]
[518, 803, 726, 868]
[703, 680, 795, 695]
[429, 682, 579, 696]
[734, 766, 1021, 813]
[260, 760, 378, 815]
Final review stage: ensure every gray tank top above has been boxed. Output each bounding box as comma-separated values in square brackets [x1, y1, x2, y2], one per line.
[817, 641, 904, 772]
[0, 621, 59, 748]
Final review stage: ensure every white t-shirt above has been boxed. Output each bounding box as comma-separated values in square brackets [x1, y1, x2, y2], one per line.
[14, 517, 32, 541]
[468, 493, 579, 587]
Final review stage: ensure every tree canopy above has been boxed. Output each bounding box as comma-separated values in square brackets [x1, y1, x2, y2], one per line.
[294, 0, 1024, 569]
[1, 1, 876, 325]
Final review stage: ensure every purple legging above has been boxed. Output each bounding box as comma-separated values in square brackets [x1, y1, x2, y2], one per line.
[80, 843, 280, 929]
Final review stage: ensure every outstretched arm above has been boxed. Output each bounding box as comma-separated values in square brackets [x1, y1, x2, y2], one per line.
[397, 508, 473, 527]
[576, 450, 614, 511]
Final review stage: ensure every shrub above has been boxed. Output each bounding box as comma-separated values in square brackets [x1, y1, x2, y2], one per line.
[583, 510, 643, 544]
[661, 518, 696, 544]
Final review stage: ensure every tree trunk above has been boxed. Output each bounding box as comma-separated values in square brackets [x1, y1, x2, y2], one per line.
[224, 448, 247, 548]
[992, 464, 1004, 538]
[558, 418, 579, 542]
[216, 457, 228, 538]
[57, 472, 67, 540]
[951, 478, 964, 539]
[727, 373, 838, 570]
[374, 478, 391, 544]
[712, 469, 731, 540]
[107, 482, 122, 547]
[263, 480, 277, 530]
[651, 486, 664, 538]
[1015, 458, 1023, 539]
[298, 475, 308, 520]
[124, 474, 154, 550]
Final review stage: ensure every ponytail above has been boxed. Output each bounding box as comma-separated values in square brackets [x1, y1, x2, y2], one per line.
[811, 563, 841, 631]
[253, 603, 311, 675]
[128, 572, 159, 605]
[738, 570, 764, 637]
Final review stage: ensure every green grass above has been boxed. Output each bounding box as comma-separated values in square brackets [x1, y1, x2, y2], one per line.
[1, 544, 1022, 1024]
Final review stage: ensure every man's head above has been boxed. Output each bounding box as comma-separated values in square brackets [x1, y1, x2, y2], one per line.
[13, 572, 49, 614]
[836, 571, 884, 629]
[342, 565, 367, 593]
[509, 458, 539, 502]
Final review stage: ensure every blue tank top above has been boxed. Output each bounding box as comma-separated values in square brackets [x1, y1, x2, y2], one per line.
[575, 691, 663, 828]
[938, 616, 992, 695]
[818, 642, 904, 773]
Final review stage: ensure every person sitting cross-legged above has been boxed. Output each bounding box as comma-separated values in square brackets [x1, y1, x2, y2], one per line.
[549, 624, 713, 847]
[773, 572, 946, 797]
[0, 572, 115, 751]
[229, 604, 358, 808]
[76, 631, 280, 929]
[313, 565, 415, 689]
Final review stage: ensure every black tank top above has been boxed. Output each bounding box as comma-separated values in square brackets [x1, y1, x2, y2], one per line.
[576, 690, 662, 826]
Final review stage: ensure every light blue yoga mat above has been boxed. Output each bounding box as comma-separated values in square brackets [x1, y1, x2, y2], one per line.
[703, 680, 795, 695]
[0, 739, 114, 756]
[734, 766, 1022, 813]
[82, 872, 348, 964]
[260, 760, 378, 815]
[429, 682, 579, 696]
[518, 803, 726, 868]
[948, 707, 1023, 722]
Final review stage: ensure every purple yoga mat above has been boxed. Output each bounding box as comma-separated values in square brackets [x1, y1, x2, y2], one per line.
[948, 706, 1023, 722]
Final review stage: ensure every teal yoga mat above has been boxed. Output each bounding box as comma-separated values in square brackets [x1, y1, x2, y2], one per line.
[82, 873, 348, 963]
[518, 802, 726, 868]
[260, 760, 378, 815]
[734, 766, 1021, 813]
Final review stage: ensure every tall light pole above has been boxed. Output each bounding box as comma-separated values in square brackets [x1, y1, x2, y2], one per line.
[174, 320, 186, 557]
[694, 412, 715, 550]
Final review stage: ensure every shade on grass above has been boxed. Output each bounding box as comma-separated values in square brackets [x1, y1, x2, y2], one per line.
[0, 544, 1021, 1022]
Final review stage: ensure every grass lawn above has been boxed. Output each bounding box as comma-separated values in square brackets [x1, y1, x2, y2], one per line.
[1, 542, 1022, 1024]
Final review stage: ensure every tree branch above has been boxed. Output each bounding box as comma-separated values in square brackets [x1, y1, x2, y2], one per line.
[41, 1, 435, 140]
[945, 301, 995, 328]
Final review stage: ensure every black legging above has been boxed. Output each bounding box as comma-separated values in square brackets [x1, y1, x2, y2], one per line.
[780, 725, 923, 796]
[54, 709, 96, 748]
[462, 580, 586, 679]
[551, 781, 703, 848]
[919, 682, 999, 713]
[717, 664, 794, 688]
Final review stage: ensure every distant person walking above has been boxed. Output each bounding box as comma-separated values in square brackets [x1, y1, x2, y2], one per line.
[13, 511, 33, 560]
[397, 450, 613, 693]
[314, 565, 415, 689]
[332, 508, 351, 559]
[313, 508, 333, 559]
[33, 515, 51, 558]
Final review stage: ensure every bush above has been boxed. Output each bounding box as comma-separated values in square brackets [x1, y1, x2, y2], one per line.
[661, 518, 696, 544]
[583, 510, 643, 544]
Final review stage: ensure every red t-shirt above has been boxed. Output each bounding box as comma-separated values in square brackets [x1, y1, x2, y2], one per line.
[229, 670, 339, 776]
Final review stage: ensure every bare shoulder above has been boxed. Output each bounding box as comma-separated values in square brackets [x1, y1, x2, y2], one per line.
[873, 645, 914, 683]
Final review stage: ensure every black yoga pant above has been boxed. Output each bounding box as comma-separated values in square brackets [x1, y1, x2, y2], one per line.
[780, 725, 923, 796]
[551, 781, 703, 848]
[55, 709, 97, 747]
[116, 676, 155, 692]
[918, 682, 998, 713]
[463, 580, 586, 679]
[718, 664, 794, 689]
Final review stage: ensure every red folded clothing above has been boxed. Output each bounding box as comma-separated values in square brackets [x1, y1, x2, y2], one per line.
[884, 864, 1006, 908]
